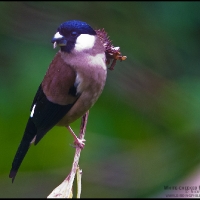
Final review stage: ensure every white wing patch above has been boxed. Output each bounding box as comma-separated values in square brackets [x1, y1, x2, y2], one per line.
[30, 135, 36, 145]
[75, 73, 84, 94]
[30, 104, 36, 118]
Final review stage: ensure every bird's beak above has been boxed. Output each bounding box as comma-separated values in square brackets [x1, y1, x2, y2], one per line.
[51, 32, 67, 49]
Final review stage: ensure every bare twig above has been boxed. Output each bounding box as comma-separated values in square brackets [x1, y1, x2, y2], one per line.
[76, 166, 82, 198]
[47, 111, 89, 198]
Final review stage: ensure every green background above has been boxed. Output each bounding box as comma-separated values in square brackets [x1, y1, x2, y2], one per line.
[1, 1, 200, 198]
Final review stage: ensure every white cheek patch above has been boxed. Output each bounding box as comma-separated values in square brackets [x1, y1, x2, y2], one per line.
[54, 32, 63, 39]
[30, 104, 36, 118]
[75, 34, 95, 52]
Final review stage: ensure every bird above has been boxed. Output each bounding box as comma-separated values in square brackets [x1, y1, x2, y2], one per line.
[9, 20, 107, 182]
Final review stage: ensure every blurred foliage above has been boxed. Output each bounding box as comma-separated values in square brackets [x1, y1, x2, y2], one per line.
[0, 1, 200, 198]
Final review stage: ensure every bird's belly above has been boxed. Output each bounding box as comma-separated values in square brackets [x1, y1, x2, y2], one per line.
[56, 59, 107, 127]
[57, 90, 99, 126]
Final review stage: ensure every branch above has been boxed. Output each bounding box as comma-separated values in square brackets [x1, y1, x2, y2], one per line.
[47, 111, 89, 198]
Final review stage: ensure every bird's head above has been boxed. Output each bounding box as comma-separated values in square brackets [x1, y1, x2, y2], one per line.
[51, 20, 97, 53]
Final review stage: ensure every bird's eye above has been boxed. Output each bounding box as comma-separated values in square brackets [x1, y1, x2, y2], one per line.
[71, 31, 78, 37]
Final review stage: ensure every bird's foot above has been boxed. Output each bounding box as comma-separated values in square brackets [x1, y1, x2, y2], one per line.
[74, 138, 86, 149]
[67, 126, 86, 149]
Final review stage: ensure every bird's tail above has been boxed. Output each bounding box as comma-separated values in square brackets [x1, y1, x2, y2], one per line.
[9, 119, 37, 183]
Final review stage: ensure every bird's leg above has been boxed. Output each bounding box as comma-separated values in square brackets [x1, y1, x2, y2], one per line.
[80, 111, 89, 136]
[67, 126, 86, 149]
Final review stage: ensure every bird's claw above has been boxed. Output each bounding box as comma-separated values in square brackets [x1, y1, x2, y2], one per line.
[74, 138, 86, 149]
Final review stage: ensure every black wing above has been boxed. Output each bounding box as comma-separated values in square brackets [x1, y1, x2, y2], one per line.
[10, 51, 79, 182]
[9, 84, 78, 182]
[30, 84, 78, 144]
